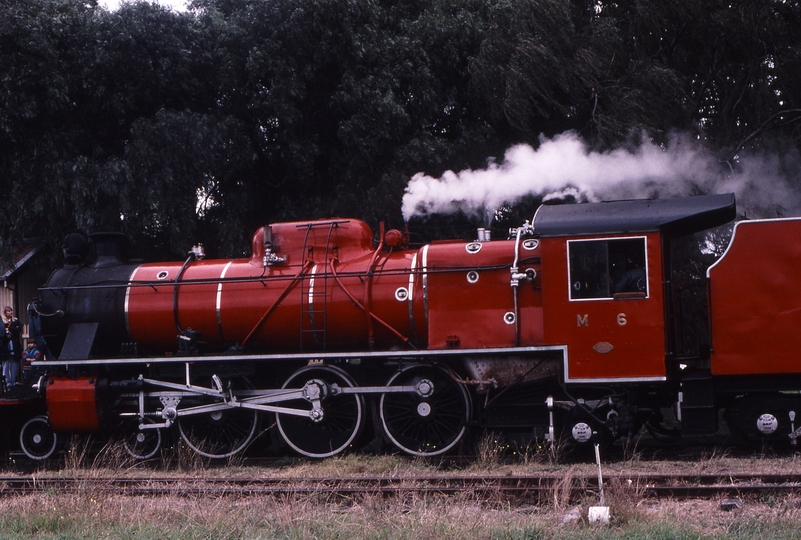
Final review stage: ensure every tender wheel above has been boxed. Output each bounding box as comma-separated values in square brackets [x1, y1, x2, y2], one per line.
[20, 415, 58, 461]
[123, 418, 162, 460]
[276, 364, 364, 458]
[178, 377, 259, 459]
[724, 393, 799, 445]
[380, 364, 471, 456]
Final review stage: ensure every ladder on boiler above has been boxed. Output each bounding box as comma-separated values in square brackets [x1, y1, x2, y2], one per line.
[298, 220, 341, 352]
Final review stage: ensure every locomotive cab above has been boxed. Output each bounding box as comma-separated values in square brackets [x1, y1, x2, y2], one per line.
[535, 194, 736, 385]
[540, 232, 665, 382]
[525, 195, 737, 446]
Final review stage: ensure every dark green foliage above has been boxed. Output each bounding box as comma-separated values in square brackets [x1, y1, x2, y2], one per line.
[470, 0, 801, 151]
[0, 0, 799, 262]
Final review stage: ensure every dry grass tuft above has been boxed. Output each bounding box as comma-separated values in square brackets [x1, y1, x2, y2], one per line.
[474, 430, 562, 469]
[602, 476, 650, 526]
[550, 466, 580, 510]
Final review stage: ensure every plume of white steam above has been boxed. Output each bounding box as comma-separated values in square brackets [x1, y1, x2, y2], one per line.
[402, 131, 801, 221]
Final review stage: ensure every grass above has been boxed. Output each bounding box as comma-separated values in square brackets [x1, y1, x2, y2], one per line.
[5, 440, 801, 538]
[3, 490, 801, 539]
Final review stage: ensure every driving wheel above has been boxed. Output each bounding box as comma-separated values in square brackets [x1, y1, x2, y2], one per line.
[380, 364, 470, 456]
[276, 364, 365, 458]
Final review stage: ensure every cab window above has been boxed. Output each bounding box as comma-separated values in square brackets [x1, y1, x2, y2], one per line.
[568, 237, 647, 300]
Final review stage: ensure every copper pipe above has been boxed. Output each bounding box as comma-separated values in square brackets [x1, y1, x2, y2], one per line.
[363, 223, 385, 349]
[331, 259, 413, 348]
[241, 260, 313, 347]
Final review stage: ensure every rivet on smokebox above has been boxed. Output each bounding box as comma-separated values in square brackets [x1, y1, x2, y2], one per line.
[720, 499, 742, 511]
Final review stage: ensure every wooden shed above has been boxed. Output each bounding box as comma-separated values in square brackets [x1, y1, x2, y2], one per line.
[0, 243, 47, 342]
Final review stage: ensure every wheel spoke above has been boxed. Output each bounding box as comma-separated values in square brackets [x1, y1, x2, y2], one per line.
[123, 418, 162, 460]
[178, 377, 259, 459]
[276, 365, 364, 458]
[380, 364, 470, 456]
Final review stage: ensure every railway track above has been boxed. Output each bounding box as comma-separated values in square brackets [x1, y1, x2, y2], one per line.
[1, 473, 799, 501]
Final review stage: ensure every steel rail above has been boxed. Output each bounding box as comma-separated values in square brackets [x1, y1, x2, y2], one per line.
[0, 473, 799, 500]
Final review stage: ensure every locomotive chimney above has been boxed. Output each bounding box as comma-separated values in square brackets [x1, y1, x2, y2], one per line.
[62, 233, 90, 265]
[88, 232, 127, 267]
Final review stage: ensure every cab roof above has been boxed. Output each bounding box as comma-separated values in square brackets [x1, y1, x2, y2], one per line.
[532, 193, 736, 237]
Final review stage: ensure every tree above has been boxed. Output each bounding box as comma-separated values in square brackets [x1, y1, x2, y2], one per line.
[194, 0, 499, 233]
[2, 0, 799, 264]
[0, 0, 251, 259]
[470, 0, 801, 156]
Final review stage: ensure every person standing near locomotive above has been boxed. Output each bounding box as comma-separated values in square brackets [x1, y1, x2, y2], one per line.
[21, 341, 41, 386]
[27, 301, 52, 362]
[2, 307, 22, 386]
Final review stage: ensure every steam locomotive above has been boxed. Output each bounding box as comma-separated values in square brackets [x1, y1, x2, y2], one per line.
[7, 192, 801, 461]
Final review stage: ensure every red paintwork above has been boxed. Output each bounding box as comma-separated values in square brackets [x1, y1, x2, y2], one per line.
[708, 218, 801, 376]
[45, 375, 100, 431]
[540, 233, 666, 381]
[127, 220, 425, 353]
[425, 240, 543, 348]
[125, 219, 545, 354]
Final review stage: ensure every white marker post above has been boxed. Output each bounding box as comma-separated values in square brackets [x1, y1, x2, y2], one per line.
[588, 433, 610, 524]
